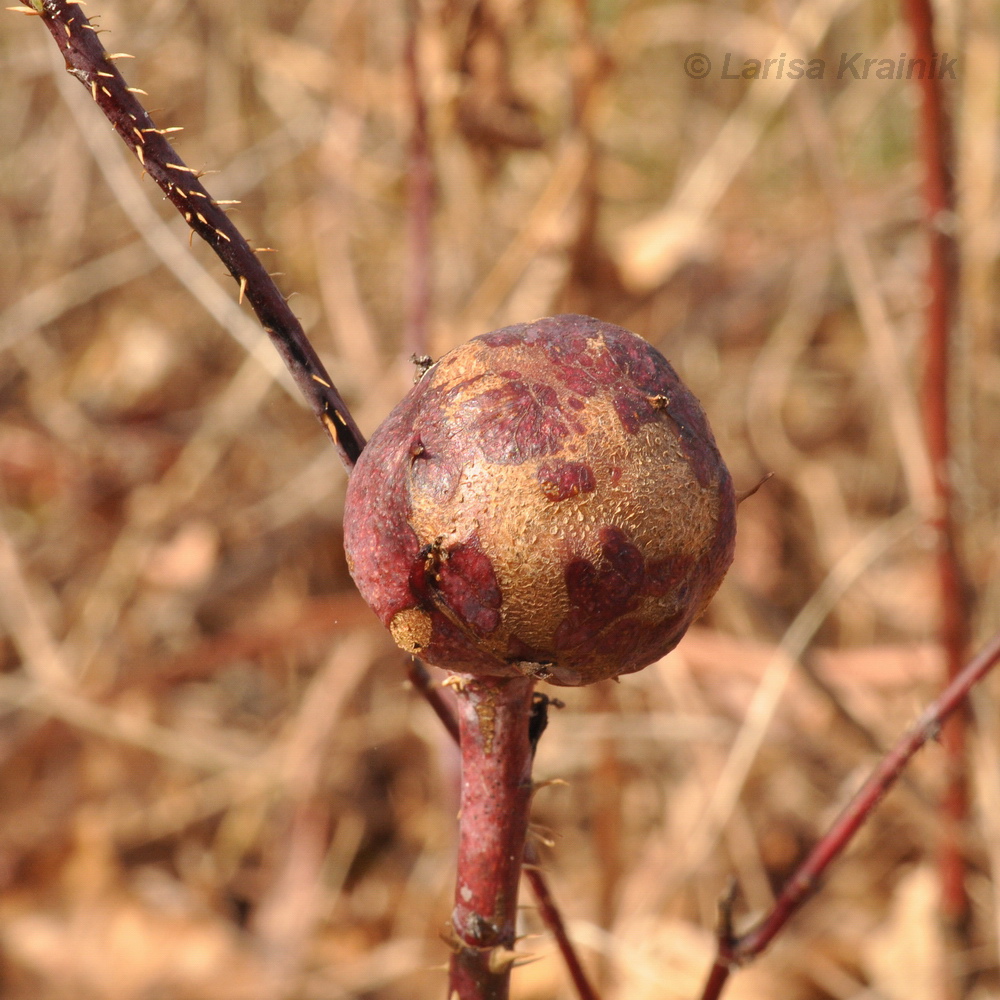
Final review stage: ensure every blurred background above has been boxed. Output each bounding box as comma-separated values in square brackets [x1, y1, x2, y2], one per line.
[2, 0, 1000, 997]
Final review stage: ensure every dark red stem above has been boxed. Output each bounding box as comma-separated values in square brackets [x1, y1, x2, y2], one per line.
[698, 628, 1000, 1000]
[407, 660, 602, 1000]
[901, 0, 971, 966]
[33, 0, 365, 469]
[523, 843, 602, 1000]
[407, 659, 460, 743]
[448, 675, 536, 1000]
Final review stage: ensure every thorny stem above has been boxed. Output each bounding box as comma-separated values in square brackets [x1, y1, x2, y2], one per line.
[900, 0, 972, 979]
[406, 660, 602, 1000]
[29, 0, 366, 470]
[698, 628, 1000, 1000]
[447, 675, 536, 1000]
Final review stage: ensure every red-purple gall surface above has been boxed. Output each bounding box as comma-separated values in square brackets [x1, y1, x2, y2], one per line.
[344, 315, 735, 685]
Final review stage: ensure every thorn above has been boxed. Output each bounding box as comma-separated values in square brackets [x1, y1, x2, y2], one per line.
[96, 71, 114, 78]
[135, 144, 144, 165]
[189, 229, 195, 247]
[126, 87, 149, 95]
[132, 127, 144, 141]
[215, 199, 241, 205]
[439, 923, 465, 955]
[63, 21, 71, 35]
[184, 212, 193, 222]
[195, 212, 207, 224]
[214, 228, 230, 242]
[238, 276, 247, 305]
[311, 373, 331, 388]
[90, 80, 98, 101]
[321, 412, 341, 442]
[254, 247, 277, 253]
[488, 947, 522, 975]
[267, 271, 286, 278]
[105, 52, 135, 60]
[165, 162, 198, 174]
[5, 6, 43, 15]
[527, 825, 556, 848]
[512, 955, 545, 969]
[101, 86, 112, 96]
[736, 471, 775, 503]
[190, 190, 209, 199]
[531, 778, 569, 795]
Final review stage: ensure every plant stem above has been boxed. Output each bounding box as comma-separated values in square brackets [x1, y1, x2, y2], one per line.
[448, 675, 536, 1000]
[32, 0, 365, 470]
[523, 843, 602, 1000]
[698, 627, 1000, 1000]
[900, 0, 971, 980]
[407, 661, 603, 1000]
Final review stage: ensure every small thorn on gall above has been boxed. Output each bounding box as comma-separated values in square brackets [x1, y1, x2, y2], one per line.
[344, 315, 736, 685]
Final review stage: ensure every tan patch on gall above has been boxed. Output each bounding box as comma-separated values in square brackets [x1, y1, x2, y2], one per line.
[390, 607, 433, 652]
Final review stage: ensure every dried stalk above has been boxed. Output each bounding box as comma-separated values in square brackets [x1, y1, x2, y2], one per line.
[697, 627, 1000, 1000]
[27, 0, 365, 470]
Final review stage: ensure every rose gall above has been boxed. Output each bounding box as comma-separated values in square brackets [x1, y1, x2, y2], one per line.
[343, 314, 736, 686]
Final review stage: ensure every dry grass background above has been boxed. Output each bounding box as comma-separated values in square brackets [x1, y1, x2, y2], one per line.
[2, 0, 1000, 997]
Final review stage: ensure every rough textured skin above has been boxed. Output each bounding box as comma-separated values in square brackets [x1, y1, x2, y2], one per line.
[343, 315, 736, 685]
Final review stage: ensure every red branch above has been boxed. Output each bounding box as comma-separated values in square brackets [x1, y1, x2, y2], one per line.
[31, 0, 365, 470]
[407, 660, 460, 744]
[698, 628, 1000, 1000]
[448, 676, 536, 1000]
[901, 0, 971, 967]
[407, 661, 602, 1000]
[523, 843, 602, 1000]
